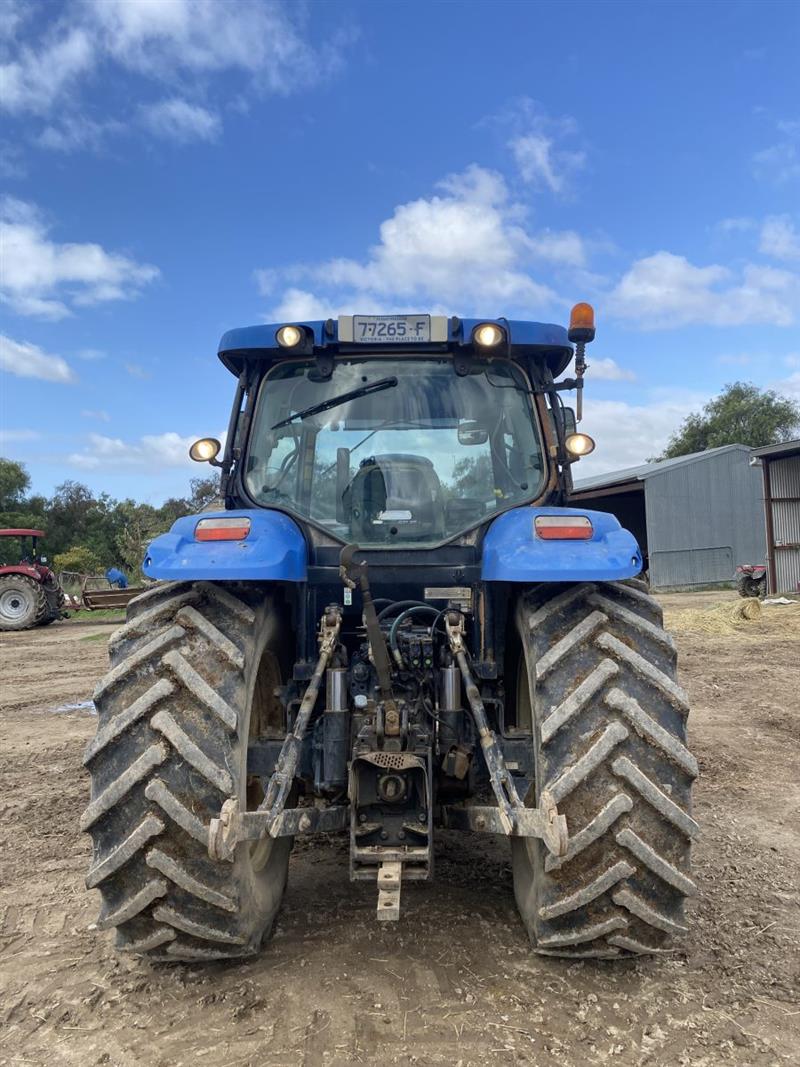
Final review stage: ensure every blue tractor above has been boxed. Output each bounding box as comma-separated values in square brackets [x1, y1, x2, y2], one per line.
[83, 307, 697, 962]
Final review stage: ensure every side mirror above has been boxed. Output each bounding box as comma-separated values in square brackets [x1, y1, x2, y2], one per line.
[562, 407, 577, 438]
[457, 420, 489, 446]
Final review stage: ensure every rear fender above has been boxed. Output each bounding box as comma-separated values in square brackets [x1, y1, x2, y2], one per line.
[0, 565, 41, 581]
[482, 506, 642, 583]
[142, 509, 307, 582]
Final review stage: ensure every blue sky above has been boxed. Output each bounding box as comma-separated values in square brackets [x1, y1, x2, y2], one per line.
[1, 0, 799, 503]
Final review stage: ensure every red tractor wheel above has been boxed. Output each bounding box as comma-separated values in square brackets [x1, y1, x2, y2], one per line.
[0, 574, 49, 631]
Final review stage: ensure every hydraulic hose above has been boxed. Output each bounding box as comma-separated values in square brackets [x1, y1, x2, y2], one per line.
[389, 605, 439, 665]
[376, 599, 430, 622]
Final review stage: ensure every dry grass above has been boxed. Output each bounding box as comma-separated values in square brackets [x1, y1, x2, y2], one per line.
[665, 596, 800, 637]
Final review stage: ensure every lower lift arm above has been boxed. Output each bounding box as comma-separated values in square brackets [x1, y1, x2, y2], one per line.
[442, 613, 568, 858]
[209, 605, 346, 860]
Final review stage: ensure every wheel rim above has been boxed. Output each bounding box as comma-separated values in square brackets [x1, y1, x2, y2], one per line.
[0, 587, 32, 621]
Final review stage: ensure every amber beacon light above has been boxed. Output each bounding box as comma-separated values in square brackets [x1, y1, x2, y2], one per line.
[568, 302, 596, 343]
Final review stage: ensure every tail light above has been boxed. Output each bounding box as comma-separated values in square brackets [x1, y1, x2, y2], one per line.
[195, 517, 251, 542]
[534, 515, 593, 540]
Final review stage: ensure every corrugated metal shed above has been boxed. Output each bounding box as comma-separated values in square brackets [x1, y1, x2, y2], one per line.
[571, 445, 766, 590]
[751, 439, 800, 593]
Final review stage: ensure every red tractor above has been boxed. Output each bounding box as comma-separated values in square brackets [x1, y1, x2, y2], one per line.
[0, 529, 66, 631]
[736, 563, 768, 599]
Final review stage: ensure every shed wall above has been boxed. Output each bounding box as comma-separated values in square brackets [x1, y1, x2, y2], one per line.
[643, 448, 765, 589]
[769, 454, 800, 592]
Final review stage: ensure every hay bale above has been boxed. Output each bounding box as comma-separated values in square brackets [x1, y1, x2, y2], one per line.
[731, 598, 761, 621]
[665, 594, 800, 638]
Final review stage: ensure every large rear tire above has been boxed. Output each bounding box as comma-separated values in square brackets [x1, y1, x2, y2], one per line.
[0, 574, 48, 631]
[511, 580, 698, 958]
[82, 581, 293, 961]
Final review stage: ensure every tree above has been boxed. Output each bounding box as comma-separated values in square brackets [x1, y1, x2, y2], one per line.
[0, 457, 31, 509]
[44, 481, 120, 564]
[53, 545, 103, 576]
[659, 382, 800, 460]
[114, 502, 162, 575]
[188, 474, 222, 512]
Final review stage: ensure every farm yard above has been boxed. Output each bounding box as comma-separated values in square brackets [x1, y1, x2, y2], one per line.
[0, 591, 798, 1067]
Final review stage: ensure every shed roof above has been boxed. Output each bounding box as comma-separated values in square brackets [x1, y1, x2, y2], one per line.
[572, 444, 751, 494]
[750, 438, 800, 461]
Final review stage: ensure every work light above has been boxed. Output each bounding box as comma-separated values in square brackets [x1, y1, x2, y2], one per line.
[565, 432, 596, 457]
[472, 323, 505, 347]
[276, 324, 303, 348]
[189, 437, 222, 463]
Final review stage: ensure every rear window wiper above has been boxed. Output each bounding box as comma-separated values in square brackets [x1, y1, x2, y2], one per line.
[270, 376, 399, 431]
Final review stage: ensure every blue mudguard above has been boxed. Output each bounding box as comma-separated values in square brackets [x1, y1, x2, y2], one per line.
[142, 510, 307, 582]
[482, 506, 642, 583]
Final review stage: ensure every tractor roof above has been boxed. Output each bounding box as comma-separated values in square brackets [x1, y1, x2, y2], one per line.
[217, 317, 574, 379]
[0, 528, 45, 538]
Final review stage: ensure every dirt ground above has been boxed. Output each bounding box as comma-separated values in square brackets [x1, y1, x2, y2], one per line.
[1, 592, 798, 1067]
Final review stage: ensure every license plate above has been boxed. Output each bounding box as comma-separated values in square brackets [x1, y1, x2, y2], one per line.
[352, 314, 430, 343]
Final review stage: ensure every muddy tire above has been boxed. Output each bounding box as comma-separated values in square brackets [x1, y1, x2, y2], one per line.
[511, 580, 698, 958]
[737, 573, 766, 599]
[0, 574, 48, 630]
[82, 580, 293, 961]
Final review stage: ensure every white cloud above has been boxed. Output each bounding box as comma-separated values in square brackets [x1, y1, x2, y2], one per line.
[0, 428, 40, 446]
[771, 370, 800, 402]
[262, 164, 570, 319]
[140, 97, 221, 143]
[510, 134, 585, 195]
[573, 391, 705, 477]
[0, 27, 94, 115]
[753, 120, 800, 184]
[716, 353, 753, 366]
[609, 251, 800, 328]
[490, 98, 586, 196]
[0, 334, 76, 383]
[0, 197, 159, 319]
[0, 0, 31, 43]
[0, 138, 26, 177]
[270, 288, 340, 322]
[588, 357, 636, 382]
[526, 229, 587, 268]
[88, 0, 318, 88]
[0, 0, 336, 153]
[124, 361, 150, 379]
[35, 114, 123, 152]
[67, 428, 225, 470]
[760, 215, 800, 262]
[77, 347, 106, 360]
[80, 408, 111, 422]
[68, 431, 199, 470]
[717, 217, 756, 234]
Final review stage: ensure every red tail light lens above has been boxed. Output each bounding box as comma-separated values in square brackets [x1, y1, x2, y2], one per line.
[534, 515, 594, 540]
[195, 517, 251, 542]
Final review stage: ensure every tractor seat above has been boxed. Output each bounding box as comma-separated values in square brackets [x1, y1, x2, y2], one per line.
[344, 454, 446, 542]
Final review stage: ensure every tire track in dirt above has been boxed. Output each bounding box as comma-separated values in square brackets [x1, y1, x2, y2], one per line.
[1, 603, 798, 1066]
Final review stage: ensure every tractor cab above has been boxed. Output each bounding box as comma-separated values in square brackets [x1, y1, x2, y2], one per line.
[188, 313, 598, 551]
[0, 527, 45, 566]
